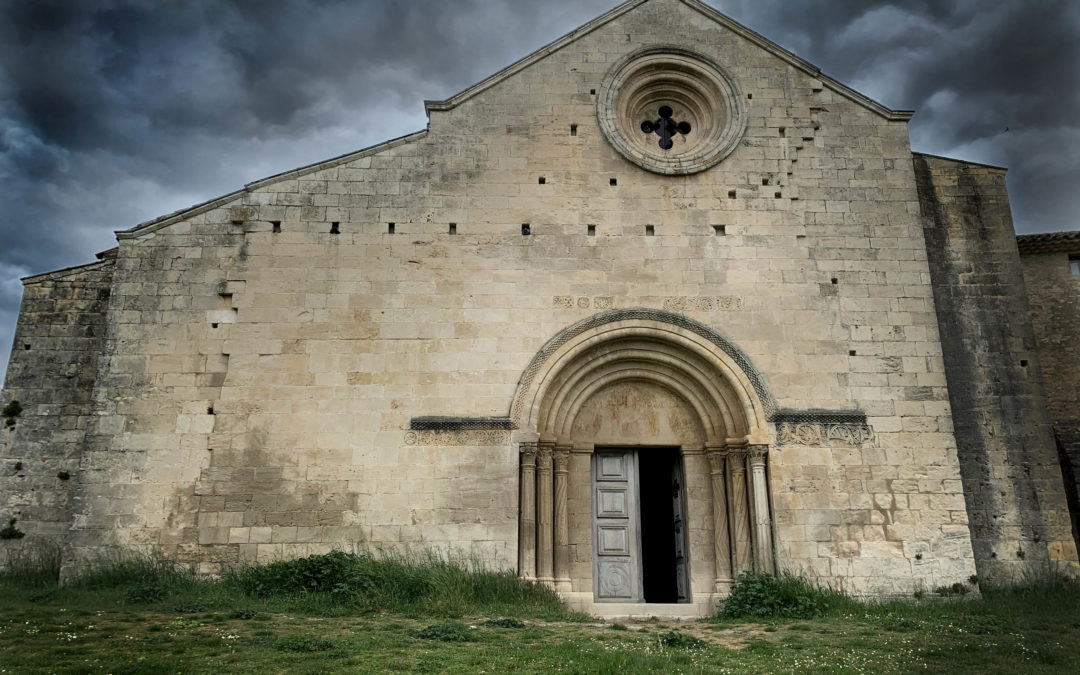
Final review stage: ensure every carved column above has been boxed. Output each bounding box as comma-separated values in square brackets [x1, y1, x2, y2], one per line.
[707, 446, 733, 593]
[536, 443, 554, 585]
[518, 443, 537, 581]
[748, 445, 775, 574]
[726, 448, 753, 577]
[553, 446, 571, 592]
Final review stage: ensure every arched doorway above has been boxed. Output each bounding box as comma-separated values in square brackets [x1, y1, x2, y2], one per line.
[511, 310, 776, 615]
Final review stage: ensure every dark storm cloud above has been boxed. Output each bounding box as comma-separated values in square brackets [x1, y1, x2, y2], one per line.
[2, 0, 1078, 375]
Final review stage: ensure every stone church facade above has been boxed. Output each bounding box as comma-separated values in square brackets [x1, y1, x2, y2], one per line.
[2, 0, 1077, 616]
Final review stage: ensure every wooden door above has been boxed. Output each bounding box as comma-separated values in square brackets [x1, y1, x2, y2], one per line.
[671, 460, 690, 603]
[592, 451, 643, 602]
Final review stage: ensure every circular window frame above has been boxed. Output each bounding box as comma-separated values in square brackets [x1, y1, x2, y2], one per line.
[596, 46, 747, 176]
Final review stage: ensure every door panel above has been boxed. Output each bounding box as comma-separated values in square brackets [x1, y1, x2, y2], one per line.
[671, 461, 690, 603]
[596, 487, 629, 518]
[593, 450, 642, 602]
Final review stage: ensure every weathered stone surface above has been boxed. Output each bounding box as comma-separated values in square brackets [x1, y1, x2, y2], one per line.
[1, 258, 114, 547]
[1017, 232, 1080, 553]
[2, 0, 1073, 602]
[916, 154, 1079, 581]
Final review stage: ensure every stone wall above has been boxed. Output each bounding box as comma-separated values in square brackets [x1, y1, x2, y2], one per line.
[0, 258, 114, 558]
[11, 0, 985, 594]
[915, 153, 1079, 581]
[1018, 234, 1080, 551]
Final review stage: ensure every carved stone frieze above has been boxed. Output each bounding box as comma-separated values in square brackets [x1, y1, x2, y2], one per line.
[776, 421, 874, 447]
[404, 430, 511, 446]
[663, 296, 743, 312]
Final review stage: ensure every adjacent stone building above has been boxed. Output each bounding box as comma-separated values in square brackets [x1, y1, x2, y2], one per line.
[2, 0, 1077, 617]
[1017, 231, 1080, 550]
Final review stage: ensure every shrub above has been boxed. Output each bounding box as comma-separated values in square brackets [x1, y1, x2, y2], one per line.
[657, 630, 707, 649]
[124, 583, 167, 603]
[481, 617, 524, 628]
[2, 400, 21, 428]
[0, 518, 25, 540]
[719, 571, 852, 620]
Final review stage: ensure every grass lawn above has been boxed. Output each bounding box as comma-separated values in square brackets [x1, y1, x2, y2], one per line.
[1, 550, 1078, 673]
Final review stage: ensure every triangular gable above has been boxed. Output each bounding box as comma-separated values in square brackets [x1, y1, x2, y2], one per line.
[117, 0, 914, 240]
[425, 0, 913, 122]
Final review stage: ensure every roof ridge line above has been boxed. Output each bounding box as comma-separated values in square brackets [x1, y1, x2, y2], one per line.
[425, 0, 912, 121]
[116, 130, 427, 240]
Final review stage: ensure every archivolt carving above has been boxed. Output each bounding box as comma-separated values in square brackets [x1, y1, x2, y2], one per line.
[510, 309, 775, 443]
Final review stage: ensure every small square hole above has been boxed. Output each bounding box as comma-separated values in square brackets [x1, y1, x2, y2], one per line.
[570, 124, 578, 136]
[23, 344, 30, 351]
[645, 225, 655, 236]
[211, 323, 219, 329]
[590, 89, 596, 95]
[207, 406, 215, 415]
[522, 224, 531, 236]
[779, 127, 786, 137]
[831, 278, 839, 285]
[1020, 360, 1029, 367]
[747, 93, 753, 100]
[448, 223, 457, 235]
[538, 177, 546, 184]
[713, 225, 726, 236]
[728, 190, 737, 199]
[388, 222, 395, 234]
[849, 350, 857, 356]
[587, 225, 596, 236]
[610, 178, 618, 186]
[271, 221, 281, 233]
[330, 221, 340, 234]
[775, 192, 783, 199]
[762, 178, 769, 186]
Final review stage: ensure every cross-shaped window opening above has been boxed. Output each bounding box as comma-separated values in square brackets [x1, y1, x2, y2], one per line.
[640, 106, 691, 150]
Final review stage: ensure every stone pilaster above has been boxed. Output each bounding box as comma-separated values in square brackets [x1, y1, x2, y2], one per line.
[726, 448, 752, 576]
[518, 443, 537, 581]
[748, 445, 774, 574]
[553, 446, 571, 592]
[536, 443, 554, 585]
[707, 446, 733, 593]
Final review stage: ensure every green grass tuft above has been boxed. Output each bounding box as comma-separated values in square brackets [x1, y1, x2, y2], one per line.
[415, 620, 474, 642]
[719, 571, 855, 620]
[221, 548, 570, 618]
[273, 634, 339, 652]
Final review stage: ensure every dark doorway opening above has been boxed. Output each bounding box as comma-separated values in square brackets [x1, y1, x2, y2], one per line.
[639, 448, 687, 603]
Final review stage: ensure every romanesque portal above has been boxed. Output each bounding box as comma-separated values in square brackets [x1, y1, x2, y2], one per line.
[511, 311, 775, 613]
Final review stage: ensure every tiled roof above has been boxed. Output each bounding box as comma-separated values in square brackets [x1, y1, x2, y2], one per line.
[1016, 230, 1080, 253]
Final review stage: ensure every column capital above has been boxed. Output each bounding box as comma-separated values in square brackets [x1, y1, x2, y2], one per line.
[553, 446, 570, 473]
[706, 447, 728, 473]
[726, 449, 748, 474]
[519, 442, 538, 461]
[748, 444, 769, 465]
[537, 443, 554, 464]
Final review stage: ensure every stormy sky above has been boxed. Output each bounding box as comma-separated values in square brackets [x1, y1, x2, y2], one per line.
[2, 0, 1078, 377]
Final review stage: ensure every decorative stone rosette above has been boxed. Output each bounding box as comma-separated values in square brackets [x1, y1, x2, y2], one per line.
[596, 46, 747, 175]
